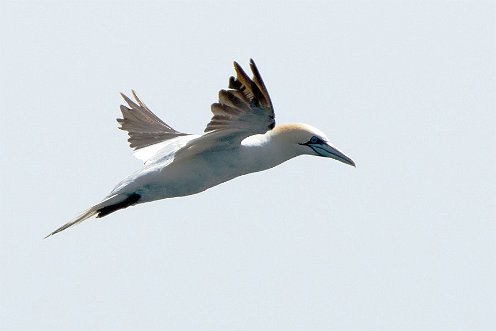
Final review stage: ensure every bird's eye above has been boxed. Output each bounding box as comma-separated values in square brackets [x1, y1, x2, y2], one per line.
[310, 136, 320, 144]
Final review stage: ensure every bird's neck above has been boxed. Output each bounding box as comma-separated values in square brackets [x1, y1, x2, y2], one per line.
[241, 132, 300, 172]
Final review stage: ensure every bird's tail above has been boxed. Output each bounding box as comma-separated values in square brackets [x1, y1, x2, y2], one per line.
[44, 193, 141, 238]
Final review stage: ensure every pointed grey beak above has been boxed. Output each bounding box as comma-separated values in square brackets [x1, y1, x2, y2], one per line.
[310, 143, 356, 167]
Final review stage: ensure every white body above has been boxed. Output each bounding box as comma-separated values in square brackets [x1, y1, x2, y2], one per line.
[110, 133, 296, 203]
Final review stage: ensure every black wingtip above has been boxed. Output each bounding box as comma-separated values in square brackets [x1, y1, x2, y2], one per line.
[249, 59, 262, 76]
[228, 76, 241, 90]
[249, 59, 259, 72]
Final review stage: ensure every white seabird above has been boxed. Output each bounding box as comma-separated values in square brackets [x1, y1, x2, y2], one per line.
[46, 60, 355, 237]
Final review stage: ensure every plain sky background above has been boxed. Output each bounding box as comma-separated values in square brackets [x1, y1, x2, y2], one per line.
[1, 1, 495, 330]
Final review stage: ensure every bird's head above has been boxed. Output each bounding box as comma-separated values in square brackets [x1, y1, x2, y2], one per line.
[271, 123, 355, 167]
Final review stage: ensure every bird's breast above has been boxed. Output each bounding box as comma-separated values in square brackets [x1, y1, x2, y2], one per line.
[131, 144, 287, 202]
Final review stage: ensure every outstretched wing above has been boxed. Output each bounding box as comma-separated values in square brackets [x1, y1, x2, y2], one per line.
[205, 59, 275, 136]
[118, 90, 188, 150]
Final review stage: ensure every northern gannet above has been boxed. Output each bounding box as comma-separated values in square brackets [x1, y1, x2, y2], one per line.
[46, 60, 355, 237]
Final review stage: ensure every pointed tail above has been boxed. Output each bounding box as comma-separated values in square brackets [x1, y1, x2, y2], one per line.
[44, 193, 141, 238]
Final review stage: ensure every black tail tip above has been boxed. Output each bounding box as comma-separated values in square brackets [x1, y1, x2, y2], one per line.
[96, 193, 141, 218]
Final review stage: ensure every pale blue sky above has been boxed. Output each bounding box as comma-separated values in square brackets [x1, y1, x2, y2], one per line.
[1, 1, 495, 330]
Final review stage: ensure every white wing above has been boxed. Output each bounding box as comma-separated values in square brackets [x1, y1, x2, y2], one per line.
[134, 134, 199, 164]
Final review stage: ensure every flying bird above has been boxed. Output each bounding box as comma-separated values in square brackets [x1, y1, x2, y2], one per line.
[46, 60, 355, 237]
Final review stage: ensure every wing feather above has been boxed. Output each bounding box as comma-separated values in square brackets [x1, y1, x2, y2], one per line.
[118, 90, 188, 150]
[204, 59, 275, 135]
